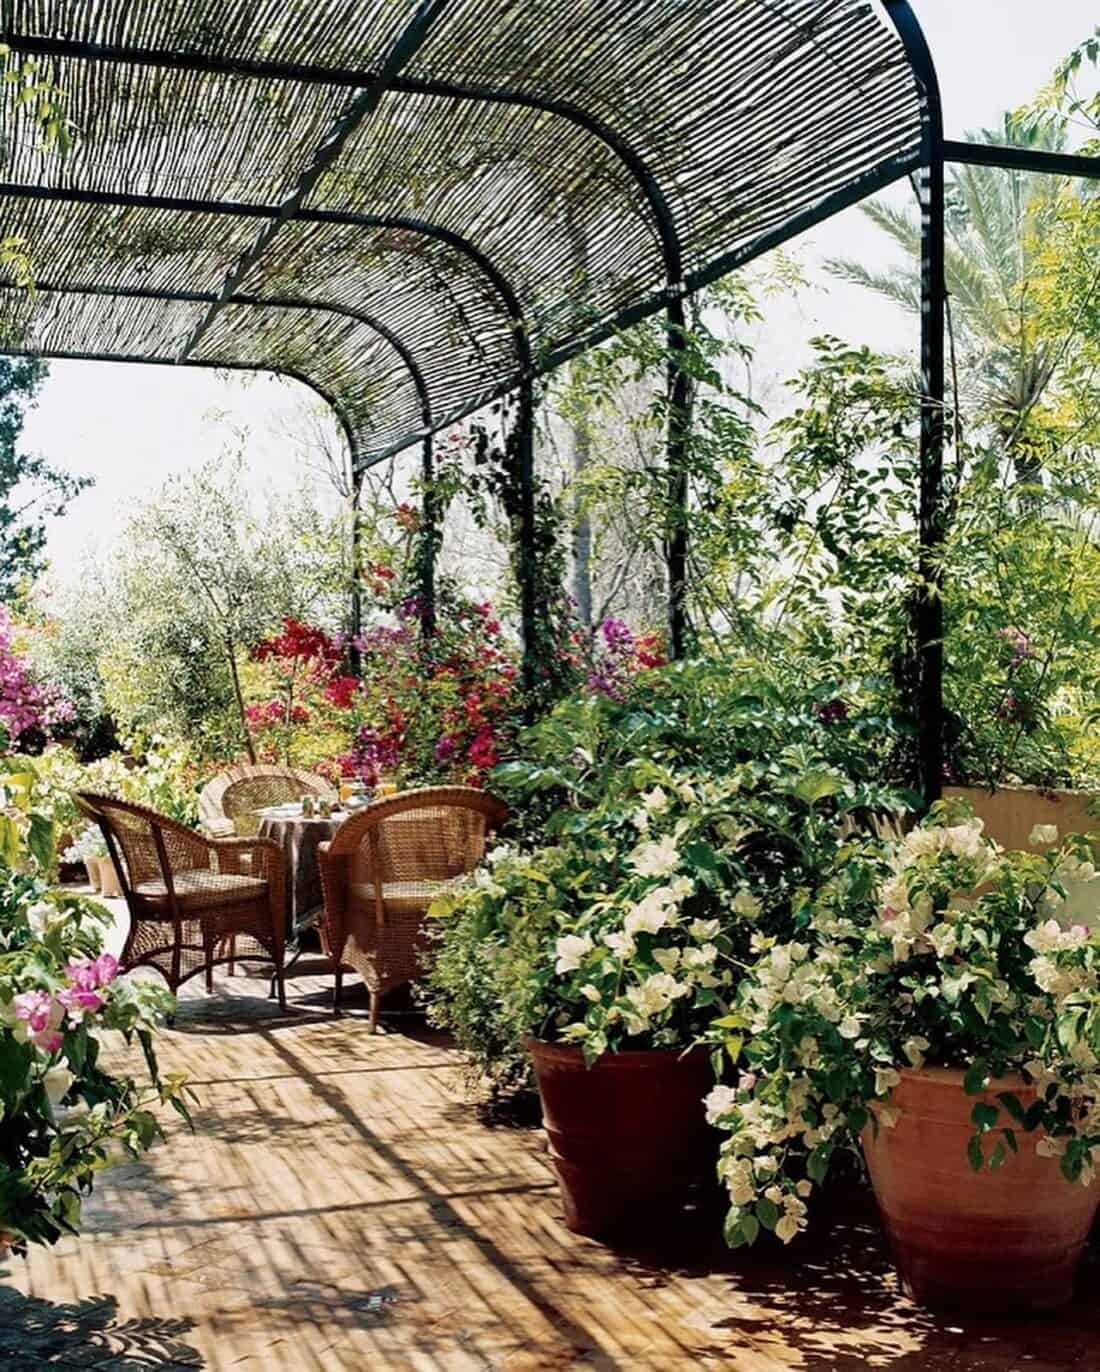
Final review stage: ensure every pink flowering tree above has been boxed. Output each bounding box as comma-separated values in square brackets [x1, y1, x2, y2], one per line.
[0, 606, 74, 749]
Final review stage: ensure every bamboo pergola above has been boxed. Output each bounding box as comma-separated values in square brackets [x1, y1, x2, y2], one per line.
[2, 1, 1097, 800]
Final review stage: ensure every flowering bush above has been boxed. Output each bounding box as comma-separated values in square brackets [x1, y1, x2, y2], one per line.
[0, 607, 74, 749]
[424, 745, 904, 1091]
[706, 811, 1100, 1248]
[0, 867, 184, 1250]
[583, 617, 665, 701]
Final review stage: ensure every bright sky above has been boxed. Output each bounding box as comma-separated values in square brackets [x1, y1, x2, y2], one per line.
[20, 0, 1099, 584]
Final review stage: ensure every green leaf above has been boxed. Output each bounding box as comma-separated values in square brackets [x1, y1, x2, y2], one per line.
[963, 1060, 989, 1095]
[806, 1143, 831, 1184]
[967, 1135, 985, 1172]
[1001, 1128, 1018, 1154]
[989, 1142, 1007, 1171]
[755, 1197, 780, 1231]
[793, 770, 845, 805]
[996, 1091, 1027, 1125]
[971, 1102, 999, 1133]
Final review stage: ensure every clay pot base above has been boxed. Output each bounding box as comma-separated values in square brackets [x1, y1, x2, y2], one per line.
[863, 1067, 1100, 1314]
[527, 1039, 719, 1242]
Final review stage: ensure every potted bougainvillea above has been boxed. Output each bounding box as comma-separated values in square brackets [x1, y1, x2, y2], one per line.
[429, 744, 884, 1239]
[706, 810, 1100, 1311]
[0, 766, 185, 1252]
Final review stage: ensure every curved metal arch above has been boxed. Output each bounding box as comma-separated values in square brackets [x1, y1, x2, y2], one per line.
[0, 180, 533, 372]
[0, 33, 685, 288]
[0, 342, 366, 469]
[2, 277, 435, 435]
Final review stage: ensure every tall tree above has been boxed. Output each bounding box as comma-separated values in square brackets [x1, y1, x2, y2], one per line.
[0, 358, 91, 603]
[826, 118, 1079, 491]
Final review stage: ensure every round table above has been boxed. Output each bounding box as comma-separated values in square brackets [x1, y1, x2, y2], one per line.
[256, 808, 342, 933]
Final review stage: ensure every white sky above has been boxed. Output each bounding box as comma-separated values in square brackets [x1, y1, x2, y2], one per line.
[20, 0, 1099, 585]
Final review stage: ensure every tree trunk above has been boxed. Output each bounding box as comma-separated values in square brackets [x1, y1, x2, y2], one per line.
[226, 639, 256, 764]
[570, 382, 593, 628]
[349, 468, 364, 674]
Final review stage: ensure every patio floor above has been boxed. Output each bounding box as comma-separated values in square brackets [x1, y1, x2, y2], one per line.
[6, 916, 1100, 1369]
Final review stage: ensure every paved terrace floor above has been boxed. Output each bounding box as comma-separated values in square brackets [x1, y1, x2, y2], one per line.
[6, 903, 1100, 1369]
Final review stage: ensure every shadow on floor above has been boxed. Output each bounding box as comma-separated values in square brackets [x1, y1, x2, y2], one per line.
[607, 1185, 1100, 1371]
[0, 1281, 205, 1369]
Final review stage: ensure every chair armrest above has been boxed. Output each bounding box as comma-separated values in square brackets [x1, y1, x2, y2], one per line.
[202, 817, 236, 839]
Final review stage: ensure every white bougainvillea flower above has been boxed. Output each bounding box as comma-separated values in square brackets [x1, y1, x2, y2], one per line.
[732, 888, 763, 920]
[689, 917, 720, 941]
[1029, 824, 1059, 848]
[42, 1063, 74, 1110]
[629, 834, 680, 879]
[838, 1015, 861, 1040]
[603, 929, 635, 958]
[554, 934, 594, 975]
[704, 1084, 738, 1125]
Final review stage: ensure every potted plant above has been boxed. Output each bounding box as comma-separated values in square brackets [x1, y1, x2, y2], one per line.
[706, 811, 1100, 1311]
[62, 826, 109, 892]
[0, 878, 186, 1252]
[431, 754, 882, 1239]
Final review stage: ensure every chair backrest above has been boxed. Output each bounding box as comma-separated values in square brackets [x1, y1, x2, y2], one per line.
[328, 786, 509, 894]
[78, 792, 210, 901]
[198, 764, 336, 837]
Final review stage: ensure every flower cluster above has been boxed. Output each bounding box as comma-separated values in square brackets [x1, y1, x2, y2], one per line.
[586, 618, 665, 701]
[0, 873, 183, 1251]
[0, 607, 75, 746]
[436, 770, 809, 1065]
[706, 813, 1100, 1249]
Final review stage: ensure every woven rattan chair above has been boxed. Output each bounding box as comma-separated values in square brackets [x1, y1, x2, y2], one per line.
[318, 786, 508, 1031]
[198, 763, 336, 838]
[79, 791, 288, 1007]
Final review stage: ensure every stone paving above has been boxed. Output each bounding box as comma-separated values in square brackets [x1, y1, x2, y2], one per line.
[5, 909, 1100, 1369]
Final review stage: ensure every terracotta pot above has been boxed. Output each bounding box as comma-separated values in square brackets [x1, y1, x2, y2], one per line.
[527, 1037, 717, 1239]
[862, 1067, 1100, 1311]
[96, 855, 123, 900]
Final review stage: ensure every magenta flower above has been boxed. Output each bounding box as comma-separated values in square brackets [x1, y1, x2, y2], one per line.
[94, 953, 119, 986]
[57, 986, 104, 1016]
[65, 953, 119, 991]
[14, 989, 52, 1033]
[434, 735, 457, 763]
[13, 990, 64, 1050]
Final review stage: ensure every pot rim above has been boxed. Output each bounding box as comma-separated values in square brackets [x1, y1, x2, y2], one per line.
[523, 1035, 709, 1067]
[893, 1065, 1034, 1094]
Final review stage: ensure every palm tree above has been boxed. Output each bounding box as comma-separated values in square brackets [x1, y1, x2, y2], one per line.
[827, 116, 1079, 490]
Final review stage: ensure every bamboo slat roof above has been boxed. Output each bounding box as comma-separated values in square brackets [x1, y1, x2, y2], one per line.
[0, 1, 923, 465]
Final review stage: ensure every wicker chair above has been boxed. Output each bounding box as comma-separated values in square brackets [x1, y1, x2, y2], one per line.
[318, 786, 508, 1031]
[198, 763, 336, 838]
[78, 792, 288, 1007]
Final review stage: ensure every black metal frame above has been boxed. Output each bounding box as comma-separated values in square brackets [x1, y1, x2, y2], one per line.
[10, 2, 1100, 774]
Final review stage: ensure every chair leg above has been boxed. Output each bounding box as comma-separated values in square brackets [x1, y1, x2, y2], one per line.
[332, 964, 343, 1018]
[368, 989, 380, 1035]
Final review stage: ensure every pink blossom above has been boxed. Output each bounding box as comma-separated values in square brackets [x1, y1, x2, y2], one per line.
[93, 953, 119, 986]
[57, 986, 104, 1016]
[14, 989, 53, 1033]
[64, 953, 119, 991]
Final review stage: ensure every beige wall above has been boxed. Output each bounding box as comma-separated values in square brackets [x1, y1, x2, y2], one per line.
[946, 786, 1099, 853]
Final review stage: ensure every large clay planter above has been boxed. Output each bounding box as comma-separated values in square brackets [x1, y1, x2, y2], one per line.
[527, 1037, 717, 1239]
[862, 1067, 1100, 1311]
[94, 856, 123, 899]
[84, 856, 102, 892]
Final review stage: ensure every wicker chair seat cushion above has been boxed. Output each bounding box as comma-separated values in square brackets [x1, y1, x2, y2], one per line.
[133, 869, 269, 911]
[349, 878, 459, 916]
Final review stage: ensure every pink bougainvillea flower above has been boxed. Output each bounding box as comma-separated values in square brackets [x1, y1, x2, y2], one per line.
[58, 986, 105, 1016]
[65, 961, 100, 992]
[93, 953, 119, 986]
[14, 989, 53, 1033]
